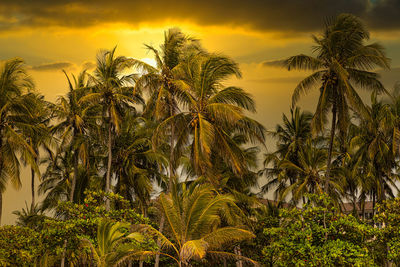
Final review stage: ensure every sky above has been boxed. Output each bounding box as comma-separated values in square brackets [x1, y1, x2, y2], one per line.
[2, 0, 400, 225]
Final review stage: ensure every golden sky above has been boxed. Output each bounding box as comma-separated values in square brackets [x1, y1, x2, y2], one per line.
[2, 0, 400, 224]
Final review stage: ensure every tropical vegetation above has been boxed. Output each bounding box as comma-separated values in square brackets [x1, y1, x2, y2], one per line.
[0, 14, 400, 266]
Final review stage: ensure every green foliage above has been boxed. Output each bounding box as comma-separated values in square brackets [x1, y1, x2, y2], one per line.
[39, 190, 151, 261]
[263, 194, 376, 266]
[135, 184, 257, 265]
[1, 191, 153, 265]
[81, 219, 155, 267]
[0, 20, 397, 267]
[240, 204, 280, 265]
[375, 198, 400, 265]
[0, 225, 42, 266]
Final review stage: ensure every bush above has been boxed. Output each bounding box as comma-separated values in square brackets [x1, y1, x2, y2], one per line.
[0, 225, 43, 266]
[263, 194, 376, 266]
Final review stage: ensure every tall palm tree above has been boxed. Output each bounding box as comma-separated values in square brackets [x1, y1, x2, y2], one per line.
[154, 53, 265, 176]
[269, 107, 312, 160]
[130, 185, 257, 266]
[80, 47, 142, 210]
[0, 58, 36, 224]
[278, 140, 325, 202]
[113, 114, 167, 215]
[19, 93, 53, 210]
[52, 70, 95, 203]
[133, 28, 199, 191]
[260, 107, 312, 199]
[282, 13, 390, 191]
[350, 94, 398, 210]
[39, 150, 99, 211]
[132, 29, 201, 267]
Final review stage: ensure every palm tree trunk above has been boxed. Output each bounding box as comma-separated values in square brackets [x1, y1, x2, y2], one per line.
[155, 95, 175, 267]
[31, 167, 35, 210]
[0, 135, 2, 225]
[372, 191, 376, 219]
[70, 150, 79, 202]
[154, 215, 165, 267]
[60, 242, 67, 267]
[361, 199, 366, 220]
[106, 122, 112, 211]
[0, 193, 2, 225]
[325, 101, 337, 192]
[235, 246, 243, 267]
[62, 145, 80, 267]
[168, 98, 176, 191]
[30, 145, 38, 211]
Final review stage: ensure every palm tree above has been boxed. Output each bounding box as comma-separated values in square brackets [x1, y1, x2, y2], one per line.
[80, 47, 142, 210]
[54, 70, 92, 203]
[39, 150, 99, 211]
[154, 53, 265, 177]
[269, 107, 312, 160]
[81, 219, 145, 267]
[113, 114, 167, 215]
[12, 201, 44, 229]
[132, 29, 201, 267]
[260, 107, 312, 199]
[131, 185, 258, 266]
[350, 94, 398, 211]
[278, 139, 343, 205]
[133, 28, 199, 191]
[0, 58, 36, 224]
[282, 13, 390, 192]
[19, 93, 54, 210]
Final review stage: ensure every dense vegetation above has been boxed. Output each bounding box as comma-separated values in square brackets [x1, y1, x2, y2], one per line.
[0, 13, 400, 266]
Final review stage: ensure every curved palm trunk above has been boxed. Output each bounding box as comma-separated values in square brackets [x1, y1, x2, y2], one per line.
[325, 102, 337, 193]
[105, 122, 113, 211]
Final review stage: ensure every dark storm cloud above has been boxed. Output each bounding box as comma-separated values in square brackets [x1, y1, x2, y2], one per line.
[0, 0, 398, 32]
[366, 0, 400, 30]
[30, 62, 75, 71]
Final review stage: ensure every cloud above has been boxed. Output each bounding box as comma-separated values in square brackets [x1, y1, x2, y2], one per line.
[248, 76, 305, 84]
[366, 0, 400, 30]
[262, 59, 286, 67]
[81, 61, 96, 70]
[30, 61, 75, 72]
[248, 76, 306, 84]
[0, 0, 398, 33]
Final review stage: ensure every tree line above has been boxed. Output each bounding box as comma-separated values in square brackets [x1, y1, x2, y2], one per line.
[1, 13, 400, 266]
